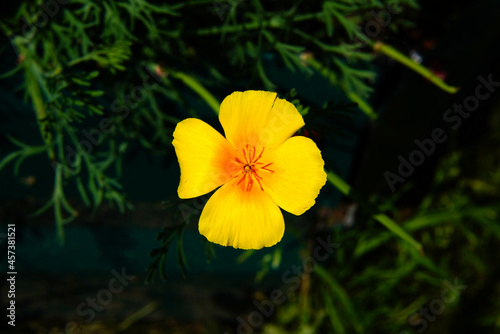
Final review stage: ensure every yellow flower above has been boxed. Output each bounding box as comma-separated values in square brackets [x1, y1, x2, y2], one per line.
[172, 90, 327, 250]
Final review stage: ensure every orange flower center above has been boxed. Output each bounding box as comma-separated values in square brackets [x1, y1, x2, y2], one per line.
[233, 144, 274, 191]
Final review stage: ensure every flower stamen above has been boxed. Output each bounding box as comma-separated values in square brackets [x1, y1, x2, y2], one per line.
[261, 163, 275, 173]
[233, 145, 274, 191]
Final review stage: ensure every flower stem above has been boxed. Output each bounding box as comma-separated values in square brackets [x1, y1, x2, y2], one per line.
[22, 50, 56, 161]
[170, 71, 220, 115]
[372, 41, 459, 94]
[195, 12, 323, 36]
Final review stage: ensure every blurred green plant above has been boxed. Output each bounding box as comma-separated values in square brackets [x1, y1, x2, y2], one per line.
[257, 105, 500, 333]
[0, 0, 186, 242]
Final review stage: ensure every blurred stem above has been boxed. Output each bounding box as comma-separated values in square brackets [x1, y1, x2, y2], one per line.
[196, 19, 279, 35]
[292, 28, 347, 55]
[170, 70, 220, 115]
[18, 41, 56, 161]
[345, 91, 377, 120]
[195, 12, 323, 36]
[372, 41, 459, 94]
[326, 170, 424, 255]
[53, 165, 65, 243]
[26, 73, 55, 160]
[117, 302, 159, 332]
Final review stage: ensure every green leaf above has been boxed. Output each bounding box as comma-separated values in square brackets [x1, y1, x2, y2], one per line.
[372, 213, 423, 256]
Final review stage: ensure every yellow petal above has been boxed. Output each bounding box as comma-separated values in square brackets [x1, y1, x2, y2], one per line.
[172, 118, 236, 199]
[261, 136, 327, 215]
[199, 179, 285, 249]
[219, 90, 305, 151]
